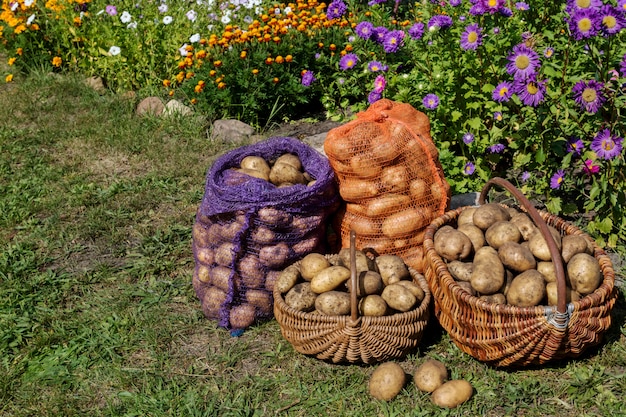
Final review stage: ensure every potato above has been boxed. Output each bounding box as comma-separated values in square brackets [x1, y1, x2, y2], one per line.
[229, 303, 256, 329]
[369, 134, 401, 162]
[472, 203, 510, 230]
[210, 265, 236, 293]
[269, 162, 305, 186]
[347, 270, 384, 297]
[359, 295, 388, 316]
[501, 269, 514, 296]
[447, 261, 473, 282]
[366, 193, 411, 217]
[457, 224, 485, 252]
[510, 212, 538, 241]
[409, 178, 429, 199]
[315, 291, 351, 315]
[470, 246, 505, 295]
[567, 253, 602, 295]
[202, 286, 228, 319]
[220, 220, 244, 240]
[479, 293, 506, 304]
[430, 181, 449, 202]
[457, 281, 476, 296]
[380, 165, 409, 193]
[214, 242, 236, 267]
[192, 223, 212, 248]
[235, 167, 270, 181]
[300, 253, 332, 281]
[369, 362, 407, 401]
[431, 380, 473, 408]
[528, 227, 562, 261]
[196, 264, 211, 284]
[345, 211, 381, 236]
[237, 255, 265, 289]
[350, 153, 382, 178]
[375, 254, 410, 285]
[259, 242, 290, 268]
[257, 207, 291, 227]
[338, 248, 377, 276]
[240, 155, 271, 175]
[251, 226, 276, 245]
[498, 241, 536, 272]
[457, 207, 477, 227]
[561, 235, 591, 263]
[310, 265, 351, 293]
[381, 283, 417, 312]
[546, 282, 580, 306]
[381, 208, 427, 238]
[285, 282, 317, 312]
[434, 228, 473, 262]
[537, 261, 557, 283]
[292, 235, 321, 256]
[275, 265, 301, 293]
[485, 221, 521, 249]
[506, 269, 546, 307]
[264, 269, 280, 292]
[274, 153, 302, 171]
[395, 279, 425, 303]
[195, 247, 215, 266]
[413, 359, 448, 393]
[339, 177, 379, 201]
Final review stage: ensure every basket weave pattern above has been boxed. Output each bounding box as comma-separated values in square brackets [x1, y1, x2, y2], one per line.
[424, 204, 617, 367]
[273, 251, 431, 364]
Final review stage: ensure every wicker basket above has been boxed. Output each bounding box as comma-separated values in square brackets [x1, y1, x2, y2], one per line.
[423, 177, 617, 367]
[273, 231, 431, 364]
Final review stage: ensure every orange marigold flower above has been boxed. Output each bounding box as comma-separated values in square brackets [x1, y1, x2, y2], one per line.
[217, 82, 226, 89]
[163, 79, 171, 87]
[252, 69, 259, 75]
[272, 77, 279, 84]
[285, 55, 293, 62]
[365, 11, 372, 17]
[318, 42, 324, 48]
[52, 56, 62, 67]
[209, 70, 217, 77]
[191, 98, 198, 104]
[213, 60, 222, 67]
[17, 48, 23, 56]
[73, 17, 81, 26]
[176, 72, 185, 83]
[196, 50, 207, 59]
[186, 72, 194, 79]
[240, 51, 247, 59]
[275, 55, 284, 64]
[169, 90, 175, 96]
[194, 85, 203, 93]
[30, 23, 40, 30]
[345, 44, 353, 52]
[14, 25, 26, 34]
[265, 57, 274, 65]
[8, 57, 16, 66]
[200, 38, 208, 45]
[178, 61, 187, 69]
[329, 44, 336, 51]
[5, 74, 13, 83]
[272, 36, 281, 43]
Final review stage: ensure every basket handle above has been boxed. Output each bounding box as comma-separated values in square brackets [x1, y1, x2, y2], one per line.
[478, 177, 567, 314]
[349, 230, 359, 322]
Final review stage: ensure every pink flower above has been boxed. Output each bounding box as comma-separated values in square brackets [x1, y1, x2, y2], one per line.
[583, 159, 600, 174]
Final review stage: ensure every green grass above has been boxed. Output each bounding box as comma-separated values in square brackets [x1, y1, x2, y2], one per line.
[1, 71, 625, 417]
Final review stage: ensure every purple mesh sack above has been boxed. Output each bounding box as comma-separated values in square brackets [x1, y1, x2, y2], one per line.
[192, 137, 339, 333]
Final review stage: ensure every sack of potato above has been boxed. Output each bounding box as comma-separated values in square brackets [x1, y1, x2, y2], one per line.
[423, 177, 617, 367]
[273, 231, 431, 364]
[192, 136, 340, 332]
[324, 99, 450, 272]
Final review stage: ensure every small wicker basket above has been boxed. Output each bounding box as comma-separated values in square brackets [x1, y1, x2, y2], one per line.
[273, 231, 431, 364]
[423, 177, 617, 367]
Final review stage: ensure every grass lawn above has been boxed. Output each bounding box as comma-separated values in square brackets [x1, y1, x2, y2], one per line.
[1, 71, 625, 417]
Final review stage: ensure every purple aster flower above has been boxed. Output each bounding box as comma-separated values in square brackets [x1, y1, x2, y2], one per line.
[543, 47, 555, 58]
[493, 27, 500, 34]
[620, 53, 626, 78]
[515, 2, 529, 10]
[450, 0, 461, 6]
[619, 0, 626, 13]
[598, 5, 625, 36]
[372, 26, 389, 44]
[550, 170, 565, 189]
[339, 53, 359, 70]
[515, 75, 547, 107]
[462, 132, 475, 144]
[499, 7, 512, 17]
[373, 75, 386, 93]
[494, 111, 503, 121]
[469, 0, 506, 15]
[383, 30, 405, 53]
[492, 81, 513, 102]
[591, 129, 623, 160]
[355, 21, 374, 40]
[368, 0, 386, 5]
[301, 70, 315, 86]
[521, 171, 531, 182]
[506, 44, 541, 80]
[567, 137, 584, 155]
[489, 143, 506, 153]
[368, 90, 382, 104]
[105, 4, 117, 15]
[423, 93, 440, 109]
[326, 0, 347, 20]
[464, 162, 476, 175]
[568, 8, 600, 40]
[460, 23, 482, 50]
[367, 61, 384, 72]
[566, 0, 602, 14]
[572, 80, 606, 114]
[408, 22, 425, 40]
[428, 15, 453, 31]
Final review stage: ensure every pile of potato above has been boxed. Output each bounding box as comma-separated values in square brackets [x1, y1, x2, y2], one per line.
[229, 153, 316, 187]
[368, 358, 473, 408]
[433, 203, 603, 307]
[276, 250, 425, 317]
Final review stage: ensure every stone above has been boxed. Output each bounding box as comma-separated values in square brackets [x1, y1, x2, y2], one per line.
[164, 99, 193, 117]
[210, 119, 256, 144]
[302, 132, 327, 156]
[85, 76, 106, 95]
[136, 96, 164, 117]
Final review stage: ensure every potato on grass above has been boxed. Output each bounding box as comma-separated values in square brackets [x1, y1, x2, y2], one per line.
[369, 362, 407, 401]
[202, 286, 228, 320]
[414, 359, 448, 393]
[431, 380, 473, 408]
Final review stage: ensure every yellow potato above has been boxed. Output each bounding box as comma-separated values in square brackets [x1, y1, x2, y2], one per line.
[380, 165, 409, 193]
[375, 254, 410, 285]
[269, 162, 305, 186]
[567, 253, 602, 295]
[395, 279, 425, 303]
[485, 221, 521, 249]
[300, 253, 331, 281]
[369, 362, 407, 401]
[431, 380, 473, 408]
[414, 359, 448, 393]
[561, 235, 592, 263]
[472, 203, 510, 230]
[381, 283, 417, 312]
[285, 282, 317, 312]
[434, 227, 473, 262]
[381, 208, 427, 238]
[240, 155, 271, 178]
[275, 265, 301, 293]
[506, 269, 546, 307]
[310, 265, 351, 293]
[274, 153, 302, 171]
[315, 291, 351, 315]
[470, 246, 505, 295]
[358, 295, 388, 316]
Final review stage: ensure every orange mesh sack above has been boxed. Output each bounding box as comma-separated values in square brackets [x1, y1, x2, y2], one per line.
[324, 99, 450, 272]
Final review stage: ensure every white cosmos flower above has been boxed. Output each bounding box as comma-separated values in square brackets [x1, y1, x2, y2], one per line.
[120, 11, 132, 23]
[179, 44, 189, 56]
[26, 14, 36, 25]
[109, 46, 121, 56]
[185, 10, 197, 21]
[189, 33, 201, 43]
[220, 14, 231, 24]
[127, 21, 137, 29]
[24, 0, 34, 6]
[163, 15, 173, 24]
[158, 3, 168, 13]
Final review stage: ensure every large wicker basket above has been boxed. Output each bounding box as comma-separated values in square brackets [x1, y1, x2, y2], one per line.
[423, 178, 617, 367]
[273, 231, 431, 364]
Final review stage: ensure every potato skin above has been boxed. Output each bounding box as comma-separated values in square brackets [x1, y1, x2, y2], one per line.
[375, 254, 410, 285]
[229, 303, 257, 329]
[369, 362, 407, 401]
[472, 203, 510, 230]
[528, 227, 562, 261]
[431, 380, 473, 408]
[561, 235, 591, 263]
[414, 359, 448, 393]
[381, 208, 426, 238]
[315, 291, 351, 315]
[300, 253, 331, 281]
[457, 224, 485, 252]
[567, 253, 602, 295]
[285, 282, 317, 312]
[359, 295, 388, 316]
[381, 283, 417, 312]
[470, 246, 505, 295]
[434, 228, 473, 262]
[275, 265, 301, 293]
[506, 269, 546, 307]
[498, 241, 536, 272]
[310, 265, 351, 293]
[510, 212, 538, 241]
[485, 221, 521, 249]
[447, 261, 473, 282]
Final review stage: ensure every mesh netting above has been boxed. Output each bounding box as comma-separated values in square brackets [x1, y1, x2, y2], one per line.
[324, 99, 450, 272]
[192, 136, 339, 331]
